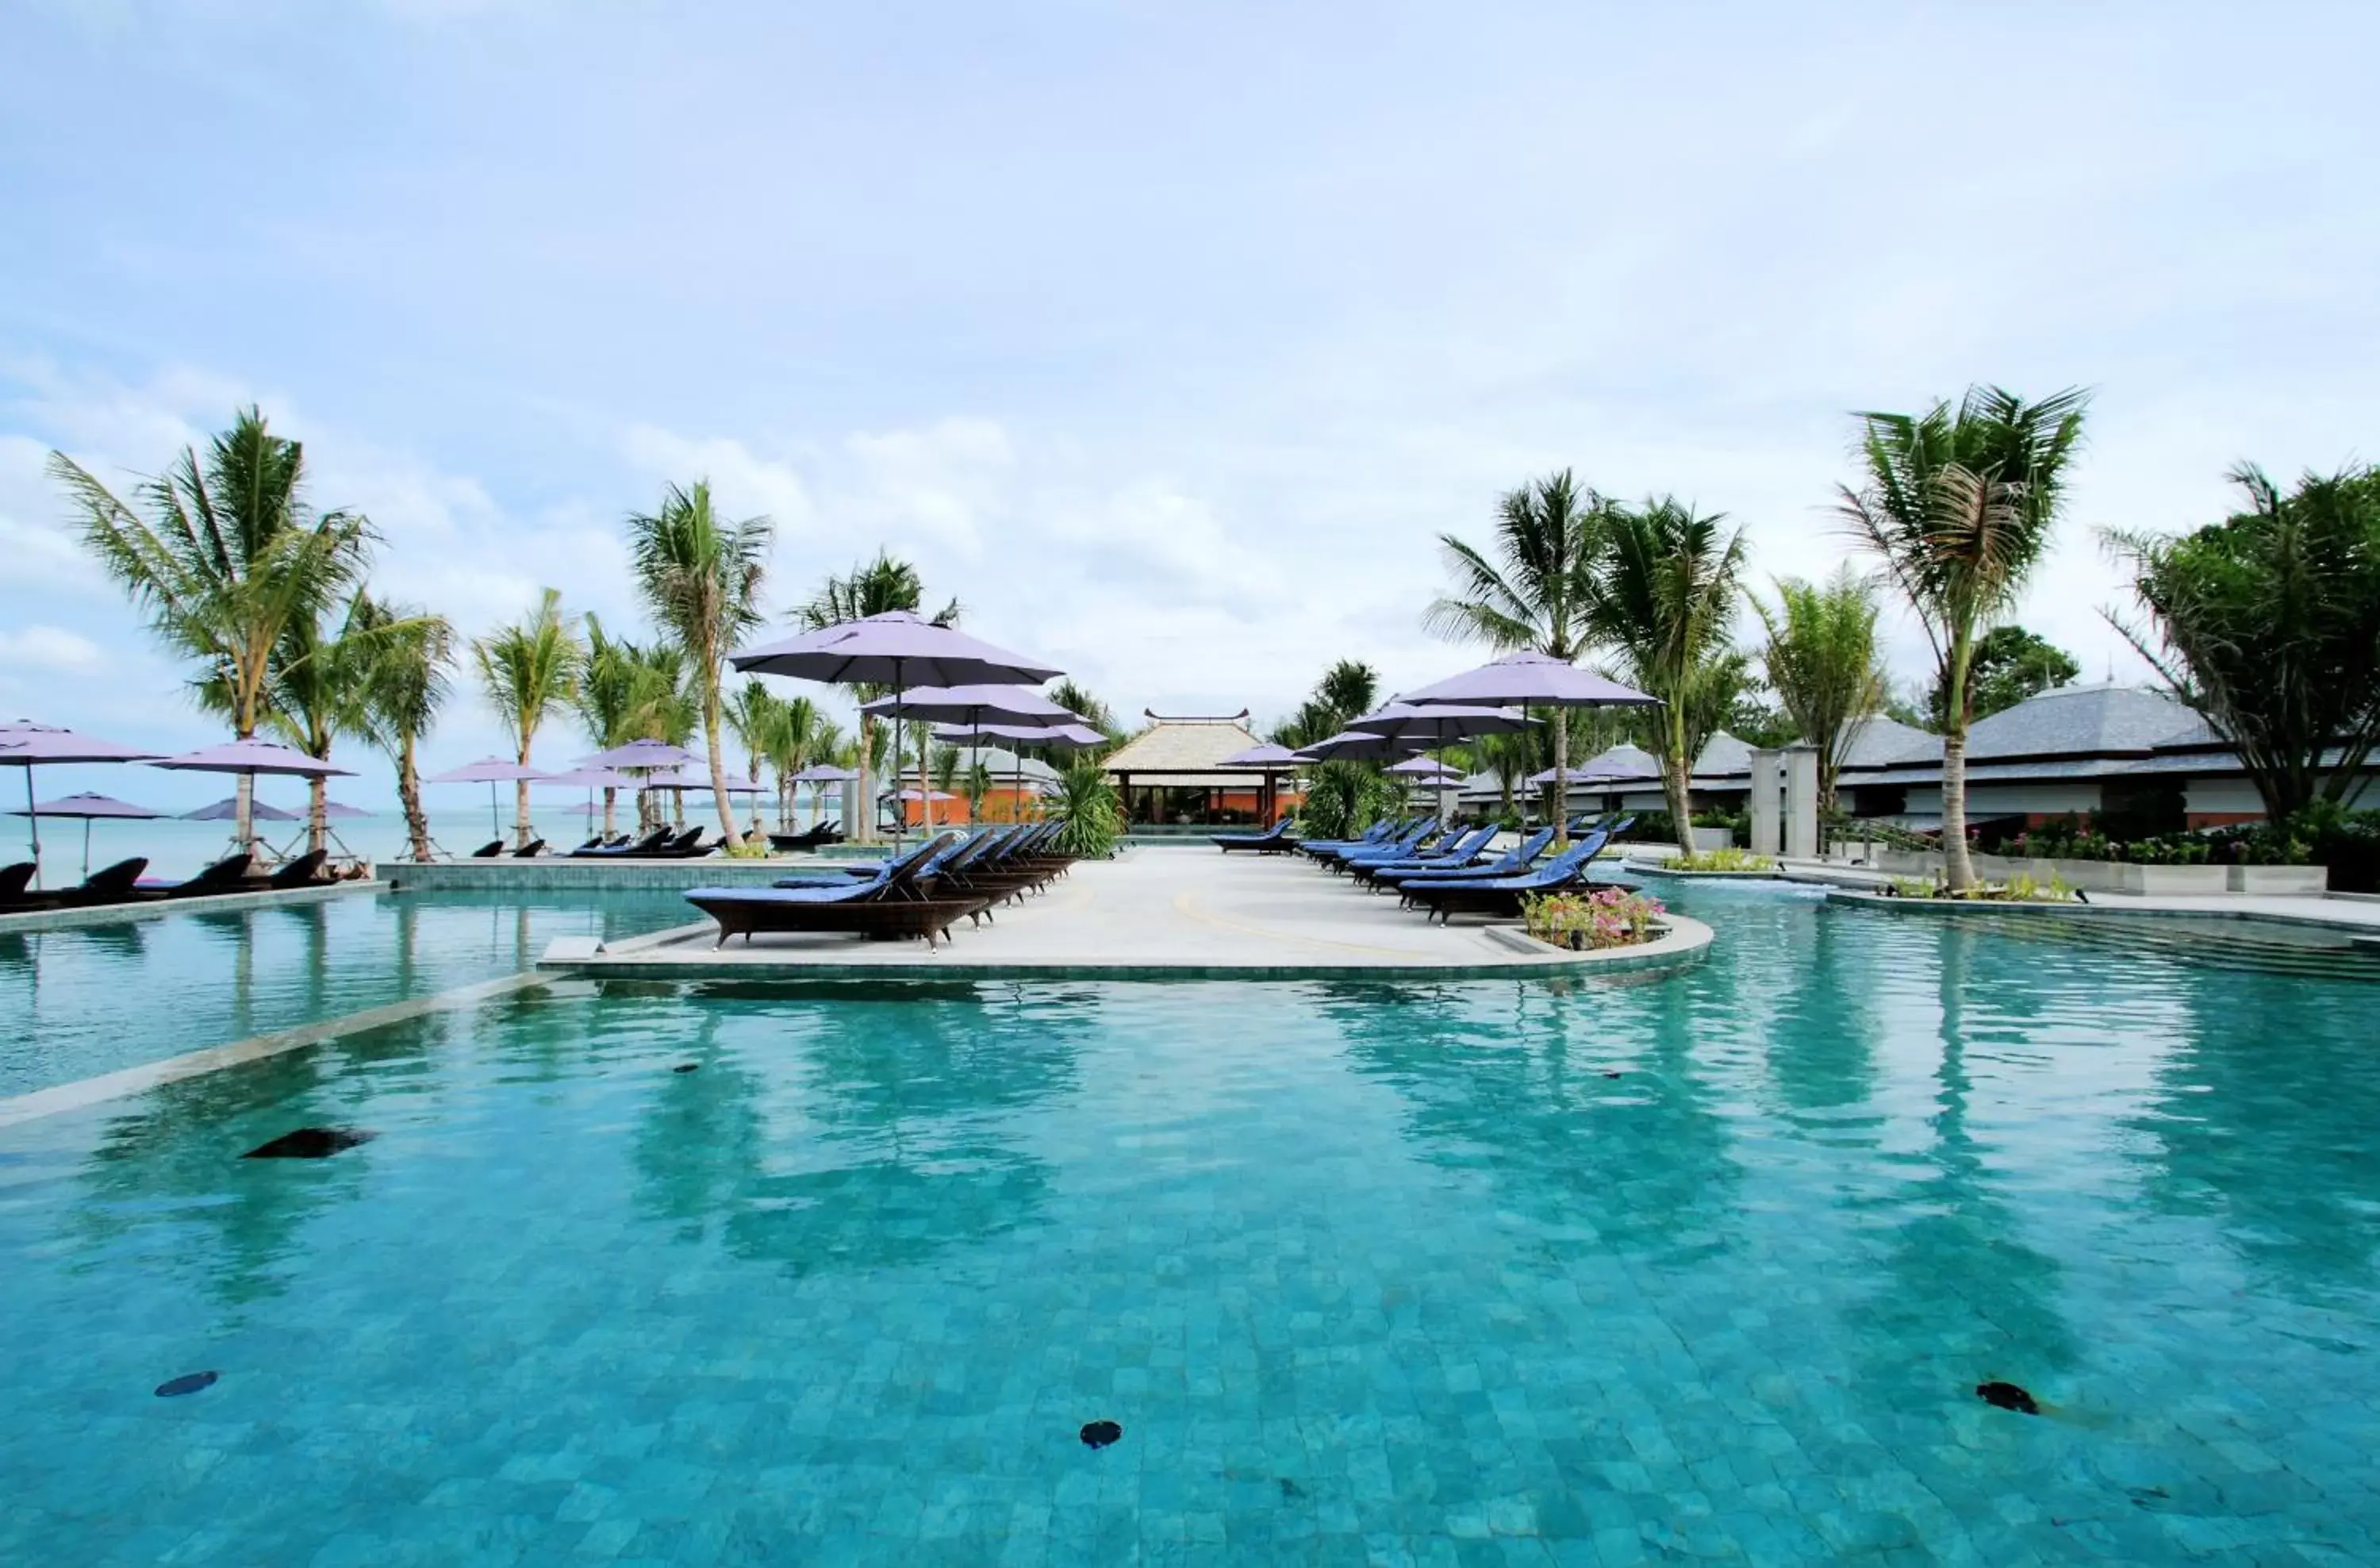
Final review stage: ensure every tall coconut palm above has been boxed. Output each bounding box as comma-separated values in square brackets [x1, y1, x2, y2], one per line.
[1426, 469, 1617, 836]
[473, 587, 582, 848]
[1756, 567, 1885, 810]
[51, 405, 371, 850]
[351, 596, 455, 863]
[627, 481, 774, 845]
[797, 551, 959, 842]
[1581, 497, 1749, 847]
[1837, 386, 2089, 889]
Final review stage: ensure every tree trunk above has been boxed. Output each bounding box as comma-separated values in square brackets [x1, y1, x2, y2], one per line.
[703, 678, 739, 846]
[235, 770, 256, 864]
[400, 735, 432, 863]
[916, 721, 932, 834]
[1551, 708, 1569, 847]
[856, 715, 876, 844]
[514, 736, 533, 850]
[1664, 706, 1696, 861]
[309, 773, 328, 857]
[1940, 630, 1976, 891]
[601, 786, 616, 839]
[1941, 726, 1975, 890]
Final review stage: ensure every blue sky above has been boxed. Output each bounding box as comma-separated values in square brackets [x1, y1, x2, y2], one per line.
[4, 2, 2377, 805]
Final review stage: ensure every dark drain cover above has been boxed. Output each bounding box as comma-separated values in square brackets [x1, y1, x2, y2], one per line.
[155, 1371, 217, 1397]
[672, 1063, 701, 1074]
[1975, 1380, 2039, 1415]
[1079, 1420, 1123, 1449]
[242, 1127, 376, 1160]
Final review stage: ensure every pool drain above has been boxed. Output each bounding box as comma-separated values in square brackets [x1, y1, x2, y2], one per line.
[242, 1127, 376, 1159]
[1975, 1380, 2039, 1415]
[155, 1371, 217, 1397]
[1079, 1420, 1123, 1448]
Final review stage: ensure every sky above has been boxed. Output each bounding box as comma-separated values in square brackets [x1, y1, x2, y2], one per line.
[3, 1, 2377, 808]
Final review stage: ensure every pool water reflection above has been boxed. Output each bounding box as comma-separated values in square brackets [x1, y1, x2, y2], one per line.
[1, 886, 2375, 1562]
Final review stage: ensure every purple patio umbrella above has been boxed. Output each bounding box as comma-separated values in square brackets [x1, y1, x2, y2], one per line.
[580, 739, 697, 770]
[790, 763, 860, 832]
[861, 685, 1081, 834]
[426, 755, 552, 842]
[731, 611, 1063, 848]
[1399, 652, 1656, 840]
[929, 718, 1098, 824]
[321, 801, 373, 820]
[9, 792, 163, 878]
[152, 737, 355, 856]
[1219, 741, 1305, 825]
[0, 722, 162, 886]
[1388, 757, 1464, 783]
[1294, 728, 1423, 763]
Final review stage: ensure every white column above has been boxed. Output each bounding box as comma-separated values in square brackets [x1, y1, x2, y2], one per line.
[1749, 749, 1783, 857]
[1783, 744, 1820, 860]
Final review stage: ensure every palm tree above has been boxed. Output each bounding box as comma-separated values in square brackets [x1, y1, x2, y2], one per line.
[1426, 469, 1617, 837]
[473, 587, 582, 848]
[252, 595, 372, 855]
[722, 678, 791, 836]
[52, 405, 371, 850]
[627, 481, 774, 845]
[350, 596, 455, 863]
[1837, 386, 2089, 889]
[754, 693, 821, 831]
[1582, 497, 1749, 847]
[1047, 679, 1116, 736]
[797, 551, 958, 842]
[1756, 567, 1885, 810]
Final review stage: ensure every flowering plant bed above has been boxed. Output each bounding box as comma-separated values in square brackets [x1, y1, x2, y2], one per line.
[1523, 887, 1668, 950]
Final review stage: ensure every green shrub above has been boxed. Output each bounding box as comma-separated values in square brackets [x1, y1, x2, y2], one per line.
[1523, 886, 1668, 949]
[1050, 761, 1123, 858]
[1671, 847, 1775, 872]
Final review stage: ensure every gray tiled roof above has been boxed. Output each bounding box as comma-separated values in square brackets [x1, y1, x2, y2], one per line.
[1964, 682, 2199, 759]
[1838, 714, 1941, 767]
[1689, 730, 1752, 782]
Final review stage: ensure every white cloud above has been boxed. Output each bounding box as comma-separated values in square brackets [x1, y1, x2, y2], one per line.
[0, 625, 105, 672]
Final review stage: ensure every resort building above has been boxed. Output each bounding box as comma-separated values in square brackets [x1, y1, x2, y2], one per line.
[1101, 713, 1295, 827]
[1452, 684, 2378, 832]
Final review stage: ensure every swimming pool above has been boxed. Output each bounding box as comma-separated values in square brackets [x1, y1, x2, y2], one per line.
[0, 889, 695, 1097]
[2, 884, 2375, 1562]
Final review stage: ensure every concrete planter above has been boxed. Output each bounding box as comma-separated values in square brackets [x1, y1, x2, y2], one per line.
[2226, 863, 2329, 894]
[2107, 863, 2230, 896]
[1690, 826, 1734, 852]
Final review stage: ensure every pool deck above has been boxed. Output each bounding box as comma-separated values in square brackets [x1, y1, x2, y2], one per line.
[538, 846, 1713, 982]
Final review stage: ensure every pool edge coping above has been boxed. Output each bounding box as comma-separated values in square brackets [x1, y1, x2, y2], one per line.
[0, 917, 708, 1130]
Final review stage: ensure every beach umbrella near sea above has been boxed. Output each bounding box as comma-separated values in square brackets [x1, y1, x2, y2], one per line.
[183, 797, 304, 823]
[789, 763, 860, 831]
[536, 766, 640, 837]
[579, 739, 696, 770]
[732, 612, 1062, 848]
[152, 737, 355, 857]
[0, 721, 162, 887]
[8, 792, 163, 879]
[425, 756, 551, 843]
[320, 801, 374, 820]
[1397, 652, 1656, 840]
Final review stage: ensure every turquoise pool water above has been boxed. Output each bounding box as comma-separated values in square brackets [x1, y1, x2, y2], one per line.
[2, 885, 2377, 1562]
[0, 890, 694, 1097]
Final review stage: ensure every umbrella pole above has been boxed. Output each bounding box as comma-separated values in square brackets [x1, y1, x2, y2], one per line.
[489, 781, 500, 843]
[82, 817, 91, 880]
[24, 767, 40, 890]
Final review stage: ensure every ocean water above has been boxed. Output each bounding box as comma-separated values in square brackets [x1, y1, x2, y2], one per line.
[1, 885, 2376, 1562]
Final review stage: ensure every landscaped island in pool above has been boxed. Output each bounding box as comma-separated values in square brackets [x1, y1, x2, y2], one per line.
[2, 881, 2375, 1562]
